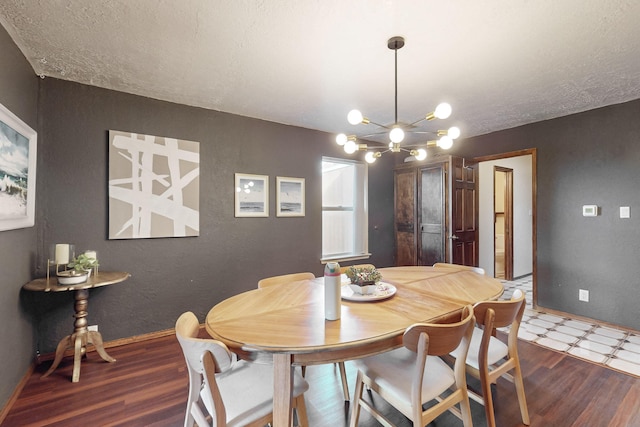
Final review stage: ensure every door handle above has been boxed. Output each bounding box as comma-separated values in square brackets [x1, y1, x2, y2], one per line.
[449, 235, 460, 240]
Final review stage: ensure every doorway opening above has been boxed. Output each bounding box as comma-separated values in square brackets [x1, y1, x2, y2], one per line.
[494, 166, 513, 280]
[474, 149, 537, 306]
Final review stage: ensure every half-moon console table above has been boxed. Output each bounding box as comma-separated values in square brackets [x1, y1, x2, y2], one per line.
[23, 271, 131, 382]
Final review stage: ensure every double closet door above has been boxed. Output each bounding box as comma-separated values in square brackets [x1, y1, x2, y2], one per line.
[394, 156, 478, 267]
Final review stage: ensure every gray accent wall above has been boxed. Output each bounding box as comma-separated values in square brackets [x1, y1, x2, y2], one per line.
[454, 99, 640, 330]
[0, 25, 39, 410]
[30, 76, 396, 354]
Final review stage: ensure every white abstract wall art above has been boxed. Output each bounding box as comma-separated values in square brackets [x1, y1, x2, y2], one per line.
[108, 130, 199, 239]
[0, 102, 37, 232]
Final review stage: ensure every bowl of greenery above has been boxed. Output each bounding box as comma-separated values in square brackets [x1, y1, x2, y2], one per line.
[345, 266, 382, 295]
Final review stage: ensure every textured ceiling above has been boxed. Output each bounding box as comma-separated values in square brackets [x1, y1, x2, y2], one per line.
[1, 0, 640, 146]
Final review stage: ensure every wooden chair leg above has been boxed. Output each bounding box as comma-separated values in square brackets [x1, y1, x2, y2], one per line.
[513, 364, 530, 425]
[349, 371, 365, 427]
[459, 389, 473, 427]
[293, 395, 309, 427]
[481, 373, 497, 427]
[338, 362, 350, 401]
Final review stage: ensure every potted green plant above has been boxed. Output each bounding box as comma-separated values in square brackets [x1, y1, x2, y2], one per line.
[345, 266, 382, 295]
[56, 253, 99, 285]
[68, 253, 99, 275]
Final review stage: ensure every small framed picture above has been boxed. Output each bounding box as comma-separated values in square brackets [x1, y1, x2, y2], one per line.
[235, 173, 269, 217]
[276, 176, 305, 217]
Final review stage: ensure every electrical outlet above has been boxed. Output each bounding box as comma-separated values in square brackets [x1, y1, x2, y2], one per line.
[88, 325, 98, 332]
[579, 289, 589, 302]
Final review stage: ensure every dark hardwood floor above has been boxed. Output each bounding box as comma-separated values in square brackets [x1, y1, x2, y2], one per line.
[3, 332, 639, 427]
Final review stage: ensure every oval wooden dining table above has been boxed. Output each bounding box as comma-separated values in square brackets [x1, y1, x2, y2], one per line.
[205, 265, 503, 427]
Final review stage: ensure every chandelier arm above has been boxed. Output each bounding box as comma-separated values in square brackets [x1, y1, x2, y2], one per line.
[360, 140, 392, 147]
[401, 141, 439, 148]
[407, 117, 427, 127]
[365, 120, 390, 129]
[359, 131, 390, 138]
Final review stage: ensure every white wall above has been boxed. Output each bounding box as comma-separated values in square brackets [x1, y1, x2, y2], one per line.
[478, 155, 533, 278]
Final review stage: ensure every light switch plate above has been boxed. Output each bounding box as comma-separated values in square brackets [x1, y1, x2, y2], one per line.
[620, 206, 630, 219]
[582, 205, 598, 217]
[579, 289, 589, 302]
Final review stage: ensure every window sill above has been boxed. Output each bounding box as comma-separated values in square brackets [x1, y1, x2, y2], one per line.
[321, 253, 372, 264]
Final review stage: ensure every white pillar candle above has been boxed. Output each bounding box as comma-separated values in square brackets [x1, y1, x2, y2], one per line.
[84, 250, 97, 260]
[55, 244, 70, 264]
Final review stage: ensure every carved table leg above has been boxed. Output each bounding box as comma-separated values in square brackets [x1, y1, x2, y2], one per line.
[41, 335, 72, 379]
[87, 330, 116, 362]
[41, 288, 116, 382]
[72, 332, 84, 382]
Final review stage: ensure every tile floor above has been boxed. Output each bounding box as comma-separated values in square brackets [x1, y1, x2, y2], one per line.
[501, 275, 640, 378]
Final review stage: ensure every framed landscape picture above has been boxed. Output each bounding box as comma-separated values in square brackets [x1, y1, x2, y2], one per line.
[235, 173, 269, 217]
[276, 176, 305, 217]
[0, 102, 37, 232]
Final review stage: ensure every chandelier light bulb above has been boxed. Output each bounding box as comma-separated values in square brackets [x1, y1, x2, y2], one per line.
[438, 135, 454, 150]
[365, 152, 377, 163]
[415, 148, 427, 161]
[389, 127, 405, 143]
[448, 126, 461, 139]
[434, 103, 452, 120]
[347, 109, 364, 125]
[336, 133, 347, 146]
[344, 140, 358, 154]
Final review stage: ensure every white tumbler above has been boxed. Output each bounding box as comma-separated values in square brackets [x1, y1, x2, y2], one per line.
[324, 262, 341, 320]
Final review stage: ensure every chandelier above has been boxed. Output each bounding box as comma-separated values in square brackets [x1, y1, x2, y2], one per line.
[335, 36, 460, 163]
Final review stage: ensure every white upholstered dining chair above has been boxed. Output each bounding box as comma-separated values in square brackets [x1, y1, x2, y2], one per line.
[257, 271, 351, 402]
[349, 306, 476, 427]
[175, 311, 309, 427]
[449, 289, 530, 427]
